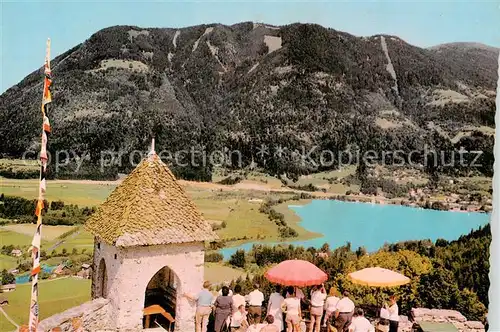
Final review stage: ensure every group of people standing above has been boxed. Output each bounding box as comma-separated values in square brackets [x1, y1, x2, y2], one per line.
[186, 282, 271, 332]
[186, 281, 400, 332]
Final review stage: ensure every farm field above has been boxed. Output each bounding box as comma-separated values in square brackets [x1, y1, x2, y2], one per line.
[203, 262, 248, 285]
[0, 228, 38, 247]
[47, 229, 94, 254]
[0, 165, 357, 206]
[0, 177, 115, 207]
[0, 254, 18, 270]
[2, 224, 76, 241]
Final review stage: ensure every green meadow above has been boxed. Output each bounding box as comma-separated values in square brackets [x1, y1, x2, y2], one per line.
[0, 177, 116, 207]
[0, 228, 35, 247]
[2, 225, 77, 242]
[0, 278, 91, 331]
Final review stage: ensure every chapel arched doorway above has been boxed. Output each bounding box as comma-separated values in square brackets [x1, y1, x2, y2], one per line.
[143, 266, 178, 330]
[96, 258, 108, 298]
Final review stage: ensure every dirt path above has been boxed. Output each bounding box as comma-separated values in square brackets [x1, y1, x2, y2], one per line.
[0, 307, 19, 330]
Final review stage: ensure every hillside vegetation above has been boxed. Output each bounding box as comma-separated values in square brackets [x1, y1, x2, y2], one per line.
[226, 224, 490, 323]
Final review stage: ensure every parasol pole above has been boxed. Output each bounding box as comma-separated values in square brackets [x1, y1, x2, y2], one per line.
[27, 37, 53, 332]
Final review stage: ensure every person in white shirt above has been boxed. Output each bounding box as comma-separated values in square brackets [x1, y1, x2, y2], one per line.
[376, 307, 390, 332]
[334, 291, 355, 332]
[281, 286, 302, 332]
[230, 304, 248, 331]
[232, 285, 246, 312]
[323, 287, 340, 327]
[246, 284, 265, 324]
[384, 295, 399, 332]
[348, 308, 375, 332]
[267, 285, 285, 331]
[309, 284, 327, 332]
[230, 285, 246, 330]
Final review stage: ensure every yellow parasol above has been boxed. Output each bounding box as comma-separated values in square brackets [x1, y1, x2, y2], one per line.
[348, 267, 410, 287]
[348, 267, 410, 306]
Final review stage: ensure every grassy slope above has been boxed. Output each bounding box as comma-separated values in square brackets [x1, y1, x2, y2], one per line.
[204, 262, 247, 284]
[0, 314, 16, 332]
[0, 254, 18, 270]
[48, 229, 94, 254]
[0, 229, 36, 247]
[2, 225, 76, 242]
[0, 177, 115, 207]
[292, 166, 357, 193]
[0, 225, 93, 270]
[0, 278, 91, 331]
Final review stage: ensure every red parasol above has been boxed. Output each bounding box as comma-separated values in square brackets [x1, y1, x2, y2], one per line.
[264, 259, 328, 287]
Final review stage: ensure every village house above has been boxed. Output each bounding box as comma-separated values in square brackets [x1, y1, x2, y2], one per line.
[0, 295, 8, 306]
[52, 263, 70, 276]
[76, 264, 91, 279]
[11, 249, 22, 257]
[0, 284, 16, 292]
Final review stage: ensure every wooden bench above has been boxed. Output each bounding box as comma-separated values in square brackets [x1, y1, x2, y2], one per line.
[144, 304, 175, 331]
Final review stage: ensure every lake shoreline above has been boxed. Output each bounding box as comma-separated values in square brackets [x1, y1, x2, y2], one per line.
[219, 198, 490, 259]
[317, 192, 490, 214]
[221, 195, 489, 250]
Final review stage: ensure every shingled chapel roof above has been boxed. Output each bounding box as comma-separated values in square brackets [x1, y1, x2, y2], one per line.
[84, 153, 217, 247]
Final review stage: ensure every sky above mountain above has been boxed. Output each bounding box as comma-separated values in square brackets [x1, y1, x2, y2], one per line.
[1, 0, 499, 93]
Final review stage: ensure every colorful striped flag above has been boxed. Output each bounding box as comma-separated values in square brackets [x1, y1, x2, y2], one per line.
[28, 38, 52, 332]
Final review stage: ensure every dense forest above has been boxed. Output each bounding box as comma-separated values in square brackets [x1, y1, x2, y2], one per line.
[0, 23, 497, 181]
[222, 224, 490, 322]
[0, 194, 95, 225]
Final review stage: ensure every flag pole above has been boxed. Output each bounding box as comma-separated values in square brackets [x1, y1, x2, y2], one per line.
[28, 37, 52, 332]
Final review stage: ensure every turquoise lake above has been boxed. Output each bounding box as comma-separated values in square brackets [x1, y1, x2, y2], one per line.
[15, 265, 56, 284]
[219, 200, 490, 259]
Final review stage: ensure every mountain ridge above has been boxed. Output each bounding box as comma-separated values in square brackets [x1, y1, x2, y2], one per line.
[0, 22, 497, 180]
[428, 41, 499, 51]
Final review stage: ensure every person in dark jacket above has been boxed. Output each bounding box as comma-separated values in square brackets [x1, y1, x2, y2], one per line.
[214, 286, 233, 332]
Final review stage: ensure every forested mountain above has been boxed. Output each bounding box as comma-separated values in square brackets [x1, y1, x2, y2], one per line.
[0, 23, 497, 180]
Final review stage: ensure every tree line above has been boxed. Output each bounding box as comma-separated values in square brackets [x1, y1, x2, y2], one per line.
[0, 194, 95, 225]
[225, 224, 490, 322]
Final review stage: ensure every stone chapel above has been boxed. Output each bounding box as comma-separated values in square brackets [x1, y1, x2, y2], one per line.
[83, 146, 218, 331]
